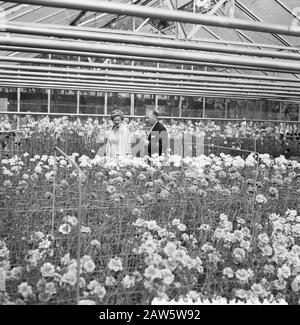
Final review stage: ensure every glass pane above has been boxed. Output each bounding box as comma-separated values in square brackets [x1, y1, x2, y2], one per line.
[182, 97, 204, 118]
[50, 89, 77, 114]
[0, 87, 17, 112]
[107, 92, 130, 115]
[79, 91, 105, 115]
[287, 103, 300, 122]
[134, 93, 156, 116]
[157, 95, 180, 117]
[20, 88, 48, 113]
[206, 98, 226, 118]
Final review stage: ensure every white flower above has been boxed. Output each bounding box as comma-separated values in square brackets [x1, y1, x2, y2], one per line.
[133, 218, 145, 227]
[60, 253, 71, 266]
[161, 269, 175, 285]
[18, 282, 33, 299]
[59, 223, 72, 235]
[291, 275, 300, 292]
[91, 239, 100, 247]
[31, 231, 45, 242]
[94, 285, 106, 300]
[233, 248, 246, 262]
[223, 267, 234, 278]
[63, 215, 78, 226]
[3, 180, 12, 188]
[0, 241, 9, 259]
[78, 299, 96, 305]
[81, 226, 91, 234]
[82, 256, 96, 273]
[87, 280, 99, 291]
[38, 239, 51, 250]
[277, 265, 291, 279]
[235, 269, 252, 283]
[40, 262, 55, 277]
[255, 194, 267, 204]
[61, 271, 77, 286]
[177, 223, 187, 232]
[105, 276, 117, 286]
[122, 275, 135, 289]
[163, 242, 177, 256]
[107, 257, 123, 272]
[144, 265, 162, 281]
[251, 283, 267, 297]
[45, 282, 56, 296]
[9, 266, 23, 280]
[34, 165, 43, 174]
[172, 219, 181, 226]
[258, 233, 269, 244]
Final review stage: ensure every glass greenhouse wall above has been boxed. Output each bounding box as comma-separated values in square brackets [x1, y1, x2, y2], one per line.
[0, 87, 299, 121]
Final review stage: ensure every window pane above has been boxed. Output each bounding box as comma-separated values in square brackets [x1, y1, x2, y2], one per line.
[0, 87, 17, 112]
[182, 97, 204, 118]
[205, 98, 226, 118]
[157, 95, 179, 117]
[50, 89, 77, 114]
[20, 88, 48, 113]
[134, 94, 155, 116]
[107, 93, 130, 115]
[80, 91, 105, 115]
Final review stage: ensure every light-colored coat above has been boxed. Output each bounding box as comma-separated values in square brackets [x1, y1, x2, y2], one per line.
[105, 124, 131, 159]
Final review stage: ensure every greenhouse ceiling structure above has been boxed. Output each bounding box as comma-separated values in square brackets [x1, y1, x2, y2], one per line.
[0, 0, 300, 103]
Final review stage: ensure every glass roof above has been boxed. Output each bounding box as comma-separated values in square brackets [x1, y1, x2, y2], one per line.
[0, 0, 299, 98]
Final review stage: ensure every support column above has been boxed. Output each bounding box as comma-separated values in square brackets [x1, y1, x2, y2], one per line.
[175, 0, 178, 40]
[155, 62, 159, 111]
[179, 96, 182, 118]
[17, 87, 20, 113]
[104, 92, 108, 115]
[130, 94, 135, 116]
[130, 60, 135, 116]
[77, 56, 80, 115]
[192, 0, 196, 35]
[298, 104, 300, 122]
[202, 66, 207, 118]
[77, 90, 80, 115]
[47, 89, 50, 114]
[48, 54, 51, 114]
[225, 98, 228, 119]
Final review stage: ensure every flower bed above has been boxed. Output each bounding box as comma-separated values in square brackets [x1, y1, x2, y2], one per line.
[1, 116, 300, 158]
[1, 153, 300, 304]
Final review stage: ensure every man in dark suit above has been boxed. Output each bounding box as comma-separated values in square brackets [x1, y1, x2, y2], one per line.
[145, 109, 168, 157]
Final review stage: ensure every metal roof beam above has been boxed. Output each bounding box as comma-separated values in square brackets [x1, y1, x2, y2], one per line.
[2, 67, 300, 92]
[1, 77, 298, 99]
[1, 55, 300, 83]
[2, 35, 300, 72]
[8, 0, 300, 37]
[3, 21, 300, 62]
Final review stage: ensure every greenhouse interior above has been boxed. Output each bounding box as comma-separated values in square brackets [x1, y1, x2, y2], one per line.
[1, 0, 300, 307]
[0, 0, 300, 120]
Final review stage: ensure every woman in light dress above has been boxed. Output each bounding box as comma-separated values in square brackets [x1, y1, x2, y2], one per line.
[105, 110, 131, 159]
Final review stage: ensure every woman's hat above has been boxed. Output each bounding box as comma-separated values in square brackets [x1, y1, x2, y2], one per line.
[111, 109, 124, 120]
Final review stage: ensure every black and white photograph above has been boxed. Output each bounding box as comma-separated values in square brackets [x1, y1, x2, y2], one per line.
[0, 0, 300, 313]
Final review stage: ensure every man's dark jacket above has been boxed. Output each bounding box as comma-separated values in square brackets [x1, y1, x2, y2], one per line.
[147, 121, 168, 157]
